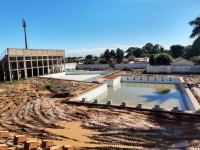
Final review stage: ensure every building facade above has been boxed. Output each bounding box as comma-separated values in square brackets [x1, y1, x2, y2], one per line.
[0, 48, 65, 81]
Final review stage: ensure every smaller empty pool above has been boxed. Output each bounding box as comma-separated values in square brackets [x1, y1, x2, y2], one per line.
[58, 74, 102, 82]
[94, 82, 188, 110]
[42, 70, 114, 82]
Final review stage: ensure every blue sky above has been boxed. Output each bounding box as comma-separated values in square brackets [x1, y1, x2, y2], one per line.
[0, 0, 199, 57]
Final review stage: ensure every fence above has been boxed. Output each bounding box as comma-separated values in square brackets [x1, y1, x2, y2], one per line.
[77, 63, 148, 69]
[147, 65, 200, 73]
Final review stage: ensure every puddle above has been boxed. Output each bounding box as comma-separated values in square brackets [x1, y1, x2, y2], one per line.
[45, 121, 100, 147]
[45, 121, 142, 148]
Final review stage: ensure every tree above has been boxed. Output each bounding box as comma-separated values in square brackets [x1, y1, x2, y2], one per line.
[189, 16, 200, 57]
[170, 45, 185, 58]
[126, 47, 138, 54]
[142, 43, 154, 53]
[103, 49, 111, 63]
[110, 50, 116, 58]
[155, 53, 172, 65]
[190, 56, 200, 64]
[153, 44, 164, 54]
[182, 45, 192, 58]
[133, 48, 143, 57]
[149, 54, 157, 65]
[65, 57, 77, 63]
[110, 50, 116, 63]
[115, 48, 124, 63]
[189, 16, 200, 38]
[84, 54, 93, 64]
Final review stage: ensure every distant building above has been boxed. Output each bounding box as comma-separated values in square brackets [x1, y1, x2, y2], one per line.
[134, 57, 149, 63]
[122, 58, 129, 64]
[0, 48, 65, 81]
[172, 57, 194, 66]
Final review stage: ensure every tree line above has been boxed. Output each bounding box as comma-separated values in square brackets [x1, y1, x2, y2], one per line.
[66, 16, 200, 65]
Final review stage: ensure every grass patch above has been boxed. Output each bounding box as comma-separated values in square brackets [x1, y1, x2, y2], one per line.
[0, 80, 20, 84]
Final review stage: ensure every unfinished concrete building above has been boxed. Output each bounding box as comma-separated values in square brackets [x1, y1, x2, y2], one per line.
[0, 48, 65, 81]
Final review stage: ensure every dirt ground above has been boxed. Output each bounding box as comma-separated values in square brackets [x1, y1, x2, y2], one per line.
[0, 76, 200, 149]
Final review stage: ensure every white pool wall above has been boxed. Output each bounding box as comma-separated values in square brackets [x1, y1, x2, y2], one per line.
[179, 81, 200, 111]
[121, 76, 182, 83]
[75, 83, 108, 101]
[104, 76, 183, 87]
[106, 76, 121, 87]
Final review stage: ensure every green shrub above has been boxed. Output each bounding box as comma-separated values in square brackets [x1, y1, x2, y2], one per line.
[155, 53, 172, 65]
[190, 56, 200, 64]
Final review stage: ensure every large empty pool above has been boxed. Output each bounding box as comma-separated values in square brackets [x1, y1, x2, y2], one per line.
[95, 82, 188, 110]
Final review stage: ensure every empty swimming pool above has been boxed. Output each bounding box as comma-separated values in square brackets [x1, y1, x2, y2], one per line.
[94, 82, 188, 110]
[42, 70, 114, 82]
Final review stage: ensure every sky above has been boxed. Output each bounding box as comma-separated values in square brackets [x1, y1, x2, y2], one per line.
[0, 0, 199, 57]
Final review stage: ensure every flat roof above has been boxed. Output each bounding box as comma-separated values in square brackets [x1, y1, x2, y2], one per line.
[7, 48, 65, 57]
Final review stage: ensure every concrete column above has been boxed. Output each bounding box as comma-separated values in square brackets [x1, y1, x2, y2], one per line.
[42, 56, 44, 75]
[2, 61, 5, 81]
[56, 57, 59, 73]
[8, 57, 12, 82]
[47, 56, 50, 74]
[23, 56, 27, 79]
[37, 56, 39, 76]
[16, 58, 19, 80]
[59, 58, 62, 72]
[63, 55, 65, 72]
[31, 56, 33, 76]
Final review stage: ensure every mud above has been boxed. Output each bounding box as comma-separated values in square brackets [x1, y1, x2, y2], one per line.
[0, 76, 200, 149]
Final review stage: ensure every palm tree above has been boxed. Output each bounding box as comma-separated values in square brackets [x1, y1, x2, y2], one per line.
[189, 16, 200, 48]
[189, 16, 200, 38]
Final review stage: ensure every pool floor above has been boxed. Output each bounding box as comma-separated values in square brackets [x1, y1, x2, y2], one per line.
[49, 74, 102, 82]
[95, 82, 188, 110]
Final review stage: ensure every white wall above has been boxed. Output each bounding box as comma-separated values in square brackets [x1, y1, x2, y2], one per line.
[77, 64, 110, 69]
[64, 63, 77, 70]
[75, 83, 107, 101]
[77, 63, 148, 69]
[106, 76, 121, 87]
[121, 76, 181, 83]
[147, 65, 200, 73]
[114, 63, 148, 69]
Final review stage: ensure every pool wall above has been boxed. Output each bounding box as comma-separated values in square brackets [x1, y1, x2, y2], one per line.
[179, 82, 200, 111]
[121, 76, 182, 84]
[104, 76, 183, 87]
[106, 76, 121, 87]
[75, 83, 108, 101]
